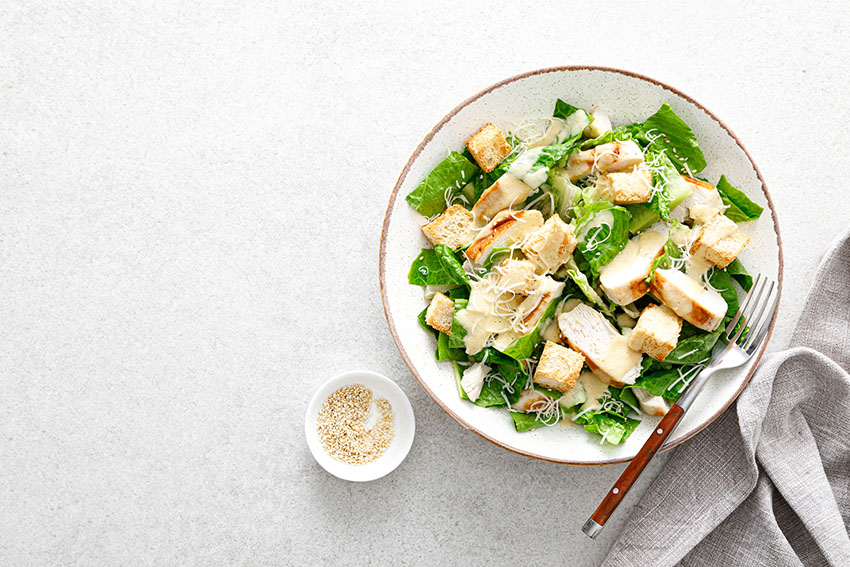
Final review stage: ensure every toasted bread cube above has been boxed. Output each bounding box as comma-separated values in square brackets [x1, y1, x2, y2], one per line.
[690, 213, 750, 269]
[522, 215, 577, 273]
[628, 304, 683, 362]
[425, 292, 454, 335]
[597, 168, 653, 205]
[471, 173, 532, 221]
[421, 205, 476, 250]
[533, 341, 585, 393]
[465, 123, 512, 173]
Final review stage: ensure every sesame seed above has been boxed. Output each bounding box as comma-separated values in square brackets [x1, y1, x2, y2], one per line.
[316, 384, 395, 465]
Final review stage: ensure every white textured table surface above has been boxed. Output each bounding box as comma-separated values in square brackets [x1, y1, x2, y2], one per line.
[3, 2, 849, 565]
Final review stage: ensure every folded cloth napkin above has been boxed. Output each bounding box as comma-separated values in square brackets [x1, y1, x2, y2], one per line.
[604, 227, 850, 567]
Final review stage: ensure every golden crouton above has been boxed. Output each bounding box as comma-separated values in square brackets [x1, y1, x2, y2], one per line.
[628, 304, 683, 362]
[522, 215, 577, 273]
[533, 341, 585, 393]
[465, 123, 512, 173]
[425, 292, 454, 335]
[690, 213, 750, 269]
[421, 205, 476, 250]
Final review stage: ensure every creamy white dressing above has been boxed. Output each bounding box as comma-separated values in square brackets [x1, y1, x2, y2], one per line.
[583, 110, 612, 138]
[559, 110, 591, 143]
[595, 334, 643, 386]
[507, 147, 547, 189]
[578, 371, 610, 412]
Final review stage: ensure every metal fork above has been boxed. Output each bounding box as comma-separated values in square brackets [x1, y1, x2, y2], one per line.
[582, 274, 779, 538]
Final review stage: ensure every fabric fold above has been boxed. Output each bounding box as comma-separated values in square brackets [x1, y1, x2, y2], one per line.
[603, 226, 850, 567]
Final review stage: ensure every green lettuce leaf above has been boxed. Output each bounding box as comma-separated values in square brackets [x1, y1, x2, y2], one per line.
[406, 152, 480, 217]
[564, 256, 613, 313]
[575, 202, 631, 275]
[664, 325, 724, 365]
[408, 247, 467, 286]
[448, 299, 468, 350]
[576, 412, 641, 445]
[725, 258, 753, 291]
[436, 332, 467, 362]
[639, 103, 707, 175]
[707, 268, 738, 319]
[580, 123, 641, 150]
[716, 175, 763, 222]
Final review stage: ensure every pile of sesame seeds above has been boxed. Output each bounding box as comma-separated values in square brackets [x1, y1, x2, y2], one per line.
[316, 384, 395, 465]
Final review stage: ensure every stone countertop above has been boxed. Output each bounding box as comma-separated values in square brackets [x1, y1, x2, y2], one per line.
[2, 1, 849, 565]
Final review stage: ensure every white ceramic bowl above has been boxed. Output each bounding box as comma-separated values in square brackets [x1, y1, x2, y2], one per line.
[380, 66, 783, 465]
[304, 370, 416, 481]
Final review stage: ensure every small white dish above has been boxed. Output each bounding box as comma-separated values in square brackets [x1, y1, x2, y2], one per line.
[304, 370, 415, 482]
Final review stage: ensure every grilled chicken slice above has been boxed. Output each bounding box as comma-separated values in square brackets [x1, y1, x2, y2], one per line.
[599, 230, 667, 305]
[671, 177, 725, 222]
[471, 173, 532, 222]
[464, 209, 544, 264]
[460, 363, 489, 403]
[633, 387, 671, 417]
[650, 268, 727, 332]
[565, 140, 645, 181]
[491, 276, 564, 351]
[558, 304, 643, 388]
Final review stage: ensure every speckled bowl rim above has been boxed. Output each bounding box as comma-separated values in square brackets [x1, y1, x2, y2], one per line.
[379, 65, 783, 466]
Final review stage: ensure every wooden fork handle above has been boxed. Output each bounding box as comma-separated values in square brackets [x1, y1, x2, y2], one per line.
[582, 404, 685, 538]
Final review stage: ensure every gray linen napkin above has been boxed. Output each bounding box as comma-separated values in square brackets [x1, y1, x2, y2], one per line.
[603, 227, 850, 567]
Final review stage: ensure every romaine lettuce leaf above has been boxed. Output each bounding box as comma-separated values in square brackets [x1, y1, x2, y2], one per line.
[645, 150, 690, 221]
[575, 412, 640, 444]
[448, 299, 468, 350]
[406, 152, 480, 217]
[408, 247, 468, 287]
[707, 268, 738, 319]
[725, 258, 753, 291]
[580, 123, 641, 150]
[456, 349, 530, 408]
[436, 332, 467, 362]
[564, 256, 613, 313]
[575, 201, 631, 275]
[716, 175, 763, 222]
[638, 103, 707, 175]
[664, 325, 723, 365]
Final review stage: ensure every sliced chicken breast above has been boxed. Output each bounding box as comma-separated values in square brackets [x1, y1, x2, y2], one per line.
[565, 140, 645, 181]
[650, 268, 727, 332]
[599, 230, 667, 305]
[633, 387, 671, 417]
[558, 304, 643, 387]
[671, 177, 725, 222]
[464, 209, 544, 264]
[471, 173, 532, 222]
